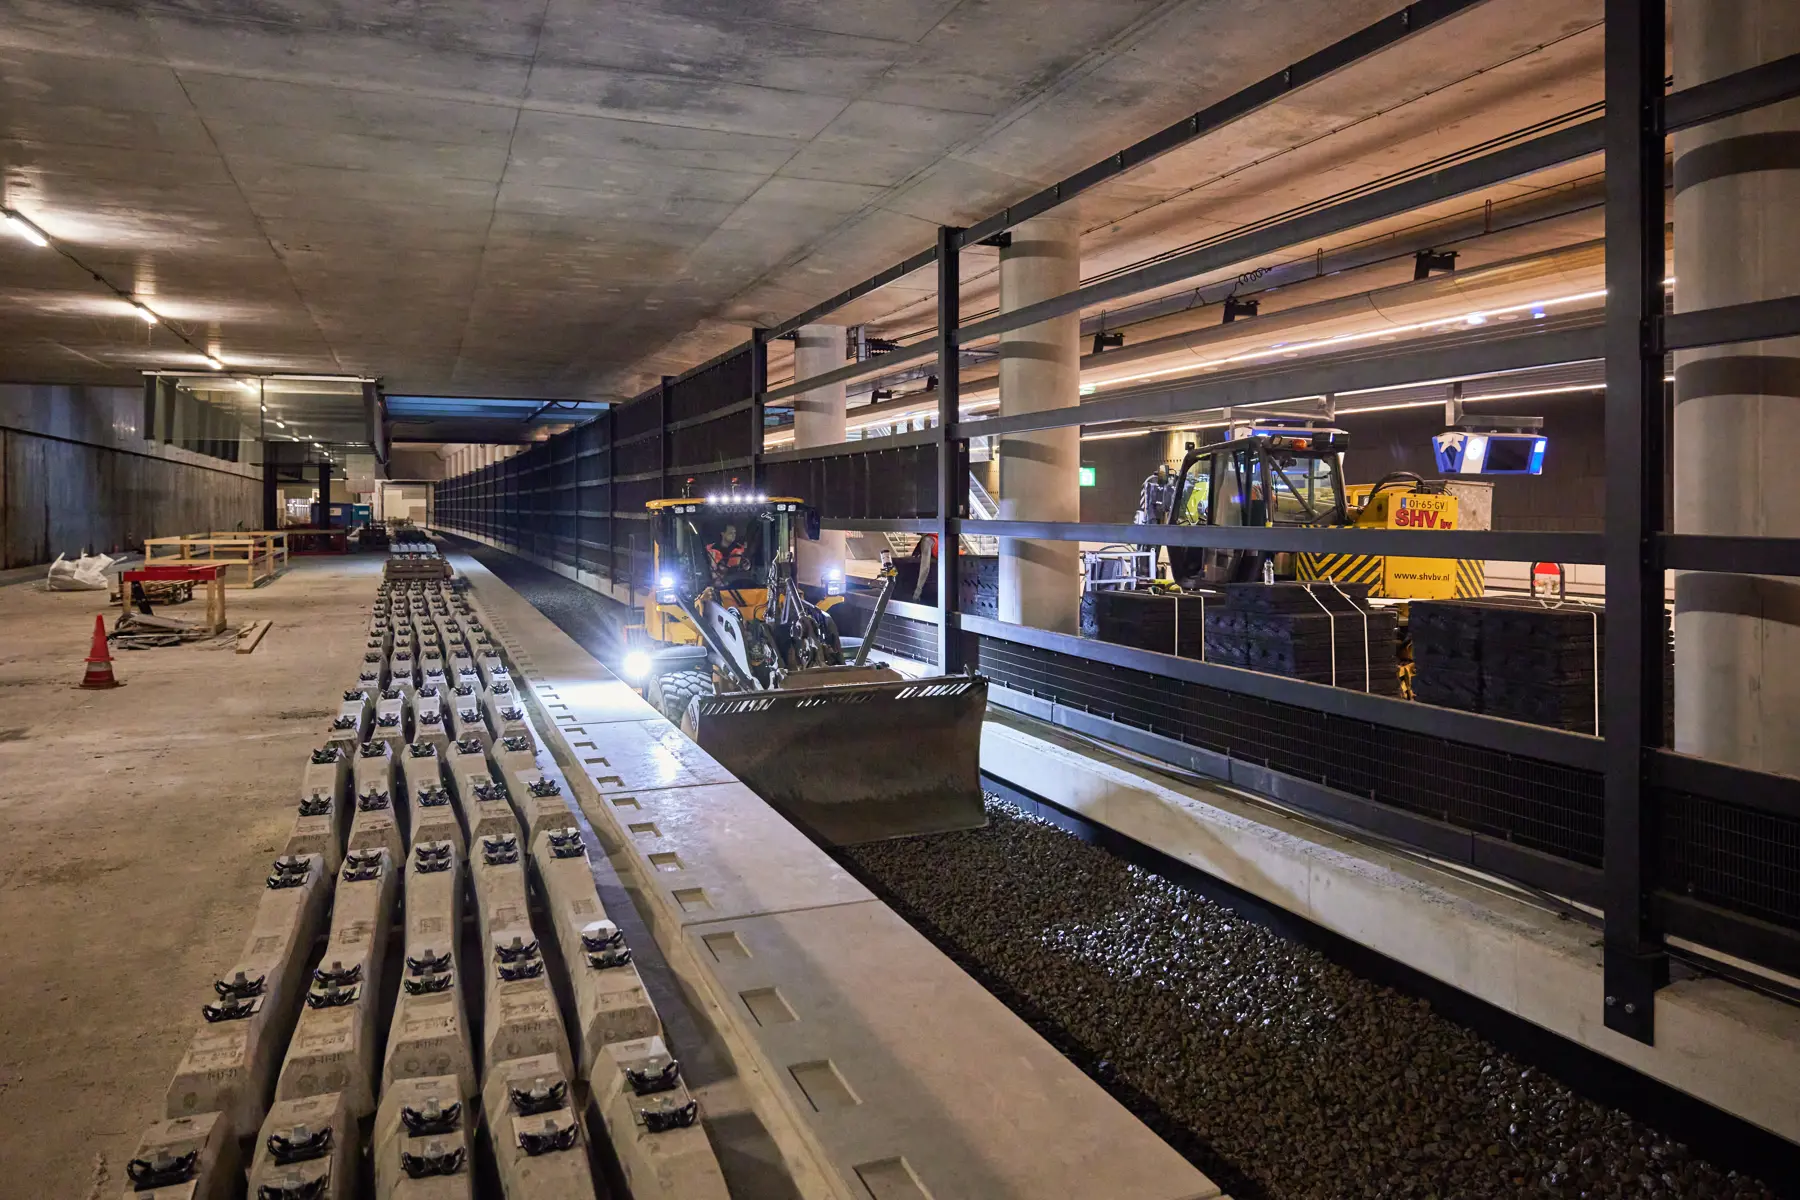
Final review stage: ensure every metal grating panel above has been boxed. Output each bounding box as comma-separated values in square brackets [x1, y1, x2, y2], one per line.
[976, 636, 1605, 866]
[864, 611, 939, 669]
[1659, 791, 1800, 931]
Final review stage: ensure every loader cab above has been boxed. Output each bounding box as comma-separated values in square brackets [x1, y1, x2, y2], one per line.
[643, 494, 808, 642]
[1166, 425, 1349, 585]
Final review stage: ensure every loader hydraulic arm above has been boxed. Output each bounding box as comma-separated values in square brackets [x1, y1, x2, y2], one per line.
[673, 587, 759, 692]
[852, 561, 900, 668]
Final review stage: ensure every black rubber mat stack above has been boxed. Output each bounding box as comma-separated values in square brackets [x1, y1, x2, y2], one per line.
[1203, 582, 1400, 694]
[1412, 598, 1606, 733]
[1410, 600, 1485, 714]
[1092, 590, 1212, 658]
[1482, 600, 1604, 733]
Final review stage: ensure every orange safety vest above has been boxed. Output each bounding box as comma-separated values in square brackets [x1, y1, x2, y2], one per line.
[708, 541, 746, 570]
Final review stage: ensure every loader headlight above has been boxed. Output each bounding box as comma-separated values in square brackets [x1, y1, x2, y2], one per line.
[621, 650, 652, 683]
[657, 572, 677, 603]
[825, 567, 843, 597]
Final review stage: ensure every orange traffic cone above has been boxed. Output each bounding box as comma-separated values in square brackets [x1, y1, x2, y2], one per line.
[80, 613, 122, 689]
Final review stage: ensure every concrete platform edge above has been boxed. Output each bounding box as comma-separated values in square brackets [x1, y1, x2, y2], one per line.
[979, 711, 1800, 1147]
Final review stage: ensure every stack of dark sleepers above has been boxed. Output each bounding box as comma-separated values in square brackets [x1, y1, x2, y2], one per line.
[1092, 589, 1212, 658]
[1411, 598, 1605, 733]
[1203, 582, 1400, 694]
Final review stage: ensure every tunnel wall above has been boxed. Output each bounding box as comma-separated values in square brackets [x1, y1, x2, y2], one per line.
[0, 383, 261, 569]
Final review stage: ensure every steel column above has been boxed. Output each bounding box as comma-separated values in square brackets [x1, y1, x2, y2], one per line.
[935, 226, 965, 673]
[749, 329, 768, 488]
[1600, 0, 1669, 1045]
[262, 450, 280, 531]
[658, 375, 673, 508]
[316, 458, 333, 529]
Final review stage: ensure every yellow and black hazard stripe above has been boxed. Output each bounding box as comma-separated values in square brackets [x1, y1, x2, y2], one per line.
[1297, 552, 1384, 588]
[1454, 558, 1486, 597]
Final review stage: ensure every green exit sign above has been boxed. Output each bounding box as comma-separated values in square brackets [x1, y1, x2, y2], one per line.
[1079, 466, 1096, 487]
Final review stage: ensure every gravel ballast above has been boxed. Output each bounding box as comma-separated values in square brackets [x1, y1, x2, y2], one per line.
[844, 798, 1778, 1200]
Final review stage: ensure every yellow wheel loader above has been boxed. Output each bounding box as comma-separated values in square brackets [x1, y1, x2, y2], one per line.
[620, 489, 987, 846]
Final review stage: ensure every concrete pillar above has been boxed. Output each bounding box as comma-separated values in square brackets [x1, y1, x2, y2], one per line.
[793, 324, 846, 586]
[997, 209, 1083, 632]
[1672, 2, 1800, 772]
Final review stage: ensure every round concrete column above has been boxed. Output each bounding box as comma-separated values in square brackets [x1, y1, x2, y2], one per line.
[793, 323, 847, 585]
[1672, 1, 1800, 771]
[997, 209, 1084, 633]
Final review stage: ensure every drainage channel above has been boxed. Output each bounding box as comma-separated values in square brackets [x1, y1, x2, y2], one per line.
[452, 537, 1794, 1199]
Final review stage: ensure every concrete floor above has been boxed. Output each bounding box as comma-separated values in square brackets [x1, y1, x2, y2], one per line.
[0, 557, 380, 1197]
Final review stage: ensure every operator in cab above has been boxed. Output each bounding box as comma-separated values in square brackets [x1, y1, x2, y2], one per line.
[707, 523, 748, 579]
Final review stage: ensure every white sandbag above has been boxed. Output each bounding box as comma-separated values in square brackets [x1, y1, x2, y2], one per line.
[47, 553, 112, 591]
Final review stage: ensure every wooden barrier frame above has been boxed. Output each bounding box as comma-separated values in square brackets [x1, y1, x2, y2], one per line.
[144, 533, 284, 588]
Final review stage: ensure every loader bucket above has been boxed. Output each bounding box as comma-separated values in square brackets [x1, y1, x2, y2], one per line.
[687, 674, 989, 845]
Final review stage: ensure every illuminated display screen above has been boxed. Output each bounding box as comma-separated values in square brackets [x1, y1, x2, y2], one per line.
[1433, 431, 1547, 475]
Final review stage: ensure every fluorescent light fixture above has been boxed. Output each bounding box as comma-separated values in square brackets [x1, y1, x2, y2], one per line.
[131, 301, 159, 325]
[1086, 288, 1609, 393]
[1080, 429, 1155, 442]
[1, 208, 50, 247]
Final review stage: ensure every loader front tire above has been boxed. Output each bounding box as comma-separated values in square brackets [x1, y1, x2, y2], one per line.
[649, 668, 714, 727]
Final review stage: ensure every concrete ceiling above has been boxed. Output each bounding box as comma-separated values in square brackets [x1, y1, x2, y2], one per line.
[0, 0, 1605, 411]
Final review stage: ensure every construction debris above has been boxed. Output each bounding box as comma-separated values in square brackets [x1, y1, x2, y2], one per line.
[112, 610, 209, 650]
[237, 620, 273, 654]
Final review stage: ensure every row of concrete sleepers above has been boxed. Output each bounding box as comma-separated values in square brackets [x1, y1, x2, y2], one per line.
[125, 576, 727, 1197]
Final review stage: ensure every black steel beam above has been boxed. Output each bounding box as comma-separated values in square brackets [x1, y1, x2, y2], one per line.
[667, 456, 754, 478]
[956, 0, 1495, 248]
[1600, 0, 1668, 1046]
[1002, 693, 1607, 905]
[1656, 533, 1800, 577]
[1656, 895, 1800, 982]
[753, 2, 1490, 342]
[1659, 294, 1800, 352]
[955, 317, 1604, 440]
[962, 614, 1604, 771]
[766, 247, 939, 341]
[665, 400, 754, 433]
[824, 517, 938, 535]
[1660, 50, 1800, 133]
[1647, 749, 1800, 821]
[759, 426, 939, 465]
[935, 225, 966, 673]
[966, 519, 1604, 563]
[760, 340, 938, 406]
[956, 119, 1603, 348]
